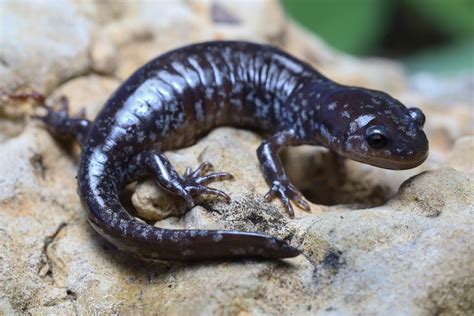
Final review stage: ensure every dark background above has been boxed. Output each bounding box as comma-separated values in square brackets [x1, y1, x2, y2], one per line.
[282, 0, 474, 74]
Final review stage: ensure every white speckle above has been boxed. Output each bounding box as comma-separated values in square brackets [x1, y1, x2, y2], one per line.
[182, 249, 195, 257]
[328, 102, 337, 111]
[212, 234, 223, 242]
[92, 151, 107, 164]
[406, 126, 417, 138]
[118, 219, 128, 235]
[371, 97, 381, 105]
[354, 114, 375, 128]
[137, 131, 145, 143]
[140, 228, 150, 238]
[195, 100, 205, 121]
[266, 238, 278, 249]
[320, 125, 337, 143]
[273, 54, 303, 73]
[230, 248, 247, 255]
[205, 87, 213, 99]
[170, 232, 180, 242]
[342, 111, 350, 118]
[349, 121, 358, 133]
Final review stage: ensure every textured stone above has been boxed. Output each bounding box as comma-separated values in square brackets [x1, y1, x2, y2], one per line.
[447, 136, 474, 177]
[0, 0, 91, 93]
[1, 0, 473, 315]
[90, 33, 118, 75]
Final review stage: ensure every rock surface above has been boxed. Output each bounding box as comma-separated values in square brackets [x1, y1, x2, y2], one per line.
[1, 0, 473, 315]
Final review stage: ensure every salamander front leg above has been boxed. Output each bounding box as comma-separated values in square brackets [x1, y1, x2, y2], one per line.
[145, 152, 234, 209]
[257, 130, 310, 218]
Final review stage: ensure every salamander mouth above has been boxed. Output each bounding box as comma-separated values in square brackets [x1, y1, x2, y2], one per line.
[343, 150, 429, 170]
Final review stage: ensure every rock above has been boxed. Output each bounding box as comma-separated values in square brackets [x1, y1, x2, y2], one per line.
[404, 73, 474, 157]
[1, 0, 473, 314]
[132, 179, 188, 221]
[409, 72, 474, 105]
[292, 168, 473, 314]
[282, 145, 432, 208]
[447, 136, 474, 177]
[195, 0, 287, 41]
[103, 0, 205, 79]
[48, 74, 120, 119]
[90, 33, 118, 75]
[0, 0, 91, 93]
[388, 168, 473, 217]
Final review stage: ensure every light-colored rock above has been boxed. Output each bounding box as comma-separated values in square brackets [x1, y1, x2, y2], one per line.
[132, 179, 188, 221]
[104, 0, 205, 79]
[1, 0, 473, 315]
[48, 74, 120, 119]
[90, 33, 118, 75]
[0, 0, 91, 93]
[190, 0, 287, 42]
[410, 72, 474, 105]
[447, 136, 474, 177]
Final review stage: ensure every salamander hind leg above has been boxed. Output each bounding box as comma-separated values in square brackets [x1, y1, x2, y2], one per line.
[264, 180, 310, 217]
[34, 96, 91, 145]
[183, 161, 235, 200]
[145, 151, 234, 209]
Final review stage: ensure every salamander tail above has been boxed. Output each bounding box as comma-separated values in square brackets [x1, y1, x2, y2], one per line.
[78, 155, 301, 261]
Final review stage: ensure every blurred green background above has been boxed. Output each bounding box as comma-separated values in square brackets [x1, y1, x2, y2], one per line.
[281, 0, 474, 74]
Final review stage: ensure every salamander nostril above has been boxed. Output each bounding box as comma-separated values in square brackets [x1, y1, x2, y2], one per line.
[408, 107, 426, 126]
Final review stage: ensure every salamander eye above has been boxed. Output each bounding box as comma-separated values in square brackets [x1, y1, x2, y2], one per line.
[408, 107, 425, 126]
[365, 125, 389, 150]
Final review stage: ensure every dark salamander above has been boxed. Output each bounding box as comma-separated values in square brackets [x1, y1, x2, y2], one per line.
[33, 41, 428, 260]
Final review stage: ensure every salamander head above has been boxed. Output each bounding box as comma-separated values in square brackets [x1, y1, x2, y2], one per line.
[320, 87, 429, 170]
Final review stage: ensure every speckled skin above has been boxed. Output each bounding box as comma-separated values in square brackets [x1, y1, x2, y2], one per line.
[36, 41, 428, 261]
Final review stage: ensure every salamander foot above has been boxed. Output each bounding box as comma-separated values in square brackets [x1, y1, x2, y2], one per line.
[146, 153, 234, 209]
[183, 161, 234, 203]
[33, 96, 90, 145]
[264, 180, 310, 218]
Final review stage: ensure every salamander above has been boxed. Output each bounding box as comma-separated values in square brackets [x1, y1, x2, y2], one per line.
[29, 41, 428, 260]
